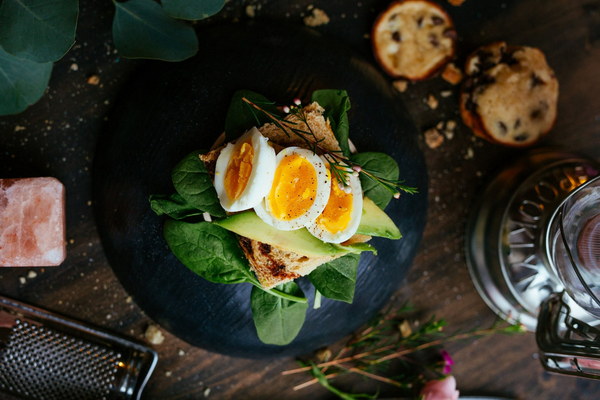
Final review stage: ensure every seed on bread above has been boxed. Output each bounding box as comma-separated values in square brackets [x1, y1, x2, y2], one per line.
[372, 0, 457, 80]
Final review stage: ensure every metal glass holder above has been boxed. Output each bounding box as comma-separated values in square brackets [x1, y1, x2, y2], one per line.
[0, 295, 158, 400]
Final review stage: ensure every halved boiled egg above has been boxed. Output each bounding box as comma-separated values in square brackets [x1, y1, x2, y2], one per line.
[307, 164, 363, 243]
[214, 127, 276, 212]
[254, 147, 330, 230]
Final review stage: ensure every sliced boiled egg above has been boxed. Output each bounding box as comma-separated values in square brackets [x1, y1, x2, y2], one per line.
[254, 147, 330, 230]
[307, 164, 363, 243]
[214, 127, 276, 212]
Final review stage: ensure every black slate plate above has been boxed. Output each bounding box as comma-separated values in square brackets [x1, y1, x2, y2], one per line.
[93, 22, 427, 358]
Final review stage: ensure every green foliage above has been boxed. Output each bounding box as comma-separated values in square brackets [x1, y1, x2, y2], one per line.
[162, 0, 225, 21]
[225, 90, 282, 140]
[0, 0, 78, 62]
[112, 0, 198, 61]
[311, 89, 352, 157]
[171, 151, 226, 218]
[350, 152, 400, 209]
[251, 282, 308, 345]
[308, 254, 360, 303]
[0, 48, 52, 115]
[149, 193, 205, 220]
[163, 220, 257, 284]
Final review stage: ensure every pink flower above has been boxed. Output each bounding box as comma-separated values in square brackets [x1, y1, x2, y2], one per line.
[441, 350, 454, 374]
[420, 375, 460, 400]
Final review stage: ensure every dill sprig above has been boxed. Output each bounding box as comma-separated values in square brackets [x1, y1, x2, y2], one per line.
[241, 97, 418, 197]
[282, 305, 525, 398]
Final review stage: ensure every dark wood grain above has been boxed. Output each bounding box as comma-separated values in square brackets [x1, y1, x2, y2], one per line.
[1, 0, 600, 399]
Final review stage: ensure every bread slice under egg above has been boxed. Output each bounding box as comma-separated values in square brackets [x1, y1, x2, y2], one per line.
[201, 102, 367, 289]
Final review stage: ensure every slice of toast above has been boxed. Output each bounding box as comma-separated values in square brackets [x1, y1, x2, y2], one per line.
[202, 102, 364, 289]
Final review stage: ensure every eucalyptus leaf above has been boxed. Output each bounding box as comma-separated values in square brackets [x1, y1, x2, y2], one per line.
[163, 220, 257, 285]
[225, 90, 281, 141]
[251, 282, 308, 345]
[350, 152, 400, 209]
[0, 48, 52, 116]
[311, 89, 351, 157]
[112, 0, 198, 61]
[308, 254, 360, 303]
[162, 0, 225, 21]
[171, 151, 226, 218]
[0, 0, 78, 62]
[149, 193, 204, 220]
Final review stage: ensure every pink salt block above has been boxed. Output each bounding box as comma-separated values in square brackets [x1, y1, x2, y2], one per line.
[0, 177, 66, 266]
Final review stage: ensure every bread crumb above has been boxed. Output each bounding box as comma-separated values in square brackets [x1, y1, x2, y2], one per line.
[441, 63, 463, 85]
[18, 277, 26, 285]
[27, 270, 37, 279]
[464, 147, 474, 159]
[145, 324, 165, 345]
[440, 90, 453, 98]
[426, 94, 439, 110]
[245, 4, 256, 18]
[14, 125, 26, 132]
[303, 8, 330, 27]
[125, 296, 133, 303]
[315, 348, 332, 362]
[178, 349, 186, 356]
[69, 63, 79, 71]
[448, 0, 466, 5]
[203, 387, 211, 397]
[446, 120, 457, 130]
[165, 370, 172, 377]
[399, 320, 412, 338]
[424, 128, 444, 148]
[87, 75, 100, 85]
[392, 80, 409, 93]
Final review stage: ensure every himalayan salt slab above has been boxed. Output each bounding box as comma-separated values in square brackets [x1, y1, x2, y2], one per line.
[0, 178, 66, 266]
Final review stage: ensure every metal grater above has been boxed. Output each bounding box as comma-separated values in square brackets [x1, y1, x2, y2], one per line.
[0, 295, 158, 400]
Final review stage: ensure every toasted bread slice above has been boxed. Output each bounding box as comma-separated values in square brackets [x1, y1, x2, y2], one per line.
[201, 102, 364, 289]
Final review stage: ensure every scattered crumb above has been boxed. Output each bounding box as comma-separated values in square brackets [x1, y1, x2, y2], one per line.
[125, 296, 133, 304]
[106, 314, 112, 319]
[14, 125, 26, 132]
[69, 63, 79, 71]
[392, 80, 409, 93]
[27, 270, 37, 279]
[18, 277, 26, 285]
[178, 349, 186, 357]
[87, 75, 100, 85]
[399, 320, 412, 338]
[424, 128, 444, 149]
[464, 147, 474, 159]
[145, 324, 165, 345]
[446, 120, 457, 130]
[203, 387, 211, 397]
[69, 238, 75, 244]
[245, 4, 256, 18]
[315, 348, 332, 362]
[303, 8, 330, 27]
[441, 63, 463, 85]
[165, 370, 173, 377]
[425, 94, 439, 110]
[448, 0, 466, 5]
[440, 90, 453, 98]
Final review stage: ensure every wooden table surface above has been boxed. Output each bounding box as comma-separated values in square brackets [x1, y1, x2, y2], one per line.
[1, 0, 600, 399]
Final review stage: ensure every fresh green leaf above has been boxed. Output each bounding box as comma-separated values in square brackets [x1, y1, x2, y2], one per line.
[112, 0, 198, 61]
[309, 254, 360, 303]
[164, 220, 258, 284]
[225, 89, 281, 141]
[350, 152, 400, 209]
[171, 151, 226, 218]
[149, 193, 204, 220]
[0, 0, 78, 62]
[311, 89, 351, 157]
[251, 282, 308, 345]
[162, 0, 225, 21]
[0, 48, 52, 116]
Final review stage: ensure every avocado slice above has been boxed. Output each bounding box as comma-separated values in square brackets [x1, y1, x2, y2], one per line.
[214, 211, 357, 257]
[356, 197, 401, 239]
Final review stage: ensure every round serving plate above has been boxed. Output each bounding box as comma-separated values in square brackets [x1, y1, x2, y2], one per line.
[93, 22, 427, 358]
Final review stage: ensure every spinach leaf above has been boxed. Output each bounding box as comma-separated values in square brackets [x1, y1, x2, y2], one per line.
[164, 220, 257, 284]
[308, 254, 360, 303]
[251, 282, 308, 345]
[162, 0, 225, 21]
[171, 151, 226, 217]
[225, 89, 281, 141]
[350, 152, 399, 209]
[149, 193, 204, 220]
[311, 89, 351, 157]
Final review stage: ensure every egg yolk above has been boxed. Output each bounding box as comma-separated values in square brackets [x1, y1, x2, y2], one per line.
[224, 142, 254, 201]
[268, 154, 317, 220]
[316, 176, 353, 234]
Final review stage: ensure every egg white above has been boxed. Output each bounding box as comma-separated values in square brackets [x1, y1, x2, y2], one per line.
[254, 147, 331, 231]
[307, 165, 363, 243]
[214, 127, 276, 212]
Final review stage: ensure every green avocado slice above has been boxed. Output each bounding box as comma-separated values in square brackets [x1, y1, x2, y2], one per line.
[356, 197, 401, 239]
